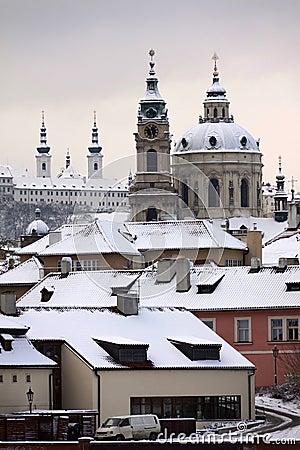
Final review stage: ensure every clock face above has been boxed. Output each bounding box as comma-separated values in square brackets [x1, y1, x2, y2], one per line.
[144, 124, 159, 139]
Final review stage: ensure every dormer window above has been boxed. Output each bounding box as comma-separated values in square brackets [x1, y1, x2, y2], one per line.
[40, 287, 54, 302]
[286, 281, 300, 291]
[94, 337, 149, 363]
[167, 337, 222, 361]
[197, 273, 224, 294]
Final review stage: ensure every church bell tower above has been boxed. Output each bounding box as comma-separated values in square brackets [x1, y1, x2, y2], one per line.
[36, 111, 51, 178]
[129, 50, 178, 222]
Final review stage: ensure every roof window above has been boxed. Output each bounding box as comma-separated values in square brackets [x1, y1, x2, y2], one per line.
[197, 274, 224, 294]
[167, 337, 222, 361]
[94, 337, 149, 363]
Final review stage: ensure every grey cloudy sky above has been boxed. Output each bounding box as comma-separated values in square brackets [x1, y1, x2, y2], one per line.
[0, 0, 299, 189]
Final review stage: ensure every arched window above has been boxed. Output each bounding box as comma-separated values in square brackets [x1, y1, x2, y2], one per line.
[207, 108, 210, 116]
[213, 107, 218, 118]
[241, 178, 249, 207]
[147, 149, 157, 172]
[182, 181, 189, 206]
[146, 207, 157, 221]
[94, 162, 98, 171]
[208, 178, 220, 207]
[42, 162, 46, 171]
[222, 107, 225, 118]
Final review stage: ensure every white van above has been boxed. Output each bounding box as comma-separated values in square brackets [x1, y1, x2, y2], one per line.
[94, 414, 161, 441]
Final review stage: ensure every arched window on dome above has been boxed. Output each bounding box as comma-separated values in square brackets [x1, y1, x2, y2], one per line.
[94, 162, 98, 171]
[241, 178, 249, 207]
[42, 162, 46, 171]
[213, 108, 218, 118]
[208, 178, 220, 207]
[146, 207, 157, 222]
[182, 180, 189, 207]
[147, 149, 157, 172]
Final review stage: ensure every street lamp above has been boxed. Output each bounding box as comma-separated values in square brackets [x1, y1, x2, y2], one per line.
[272, 345, 279, 386]
[26, 387, 34, 414]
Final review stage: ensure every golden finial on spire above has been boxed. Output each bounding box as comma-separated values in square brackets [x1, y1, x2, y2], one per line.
[93, 110, 97, 124]
[278, 155, 282, 171]
[148, 49, 156, 75]
[41, 110, 45, 124]
[212, 52, 219, 77]
[149, 49, 155, 61]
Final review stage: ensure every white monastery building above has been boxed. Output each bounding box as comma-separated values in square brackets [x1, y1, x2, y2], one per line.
[0, 111, 128, 212]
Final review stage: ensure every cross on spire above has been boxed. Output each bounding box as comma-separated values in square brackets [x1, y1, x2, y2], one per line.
[212, 52, 219, 76]
[149, 49, 156, 75]
[288, 176, 298, 191]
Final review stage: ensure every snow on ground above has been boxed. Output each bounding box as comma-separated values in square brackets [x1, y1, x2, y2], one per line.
[256, 393, 300, 416]
[256, 393, 300, 440]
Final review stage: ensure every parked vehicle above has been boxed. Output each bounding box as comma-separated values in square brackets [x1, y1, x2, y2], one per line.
[94, 414, 161, 441]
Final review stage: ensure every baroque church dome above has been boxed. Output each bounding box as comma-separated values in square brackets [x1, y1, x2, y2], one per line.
[174, 121, 260, 153]
[171, 53, 263, 219]
[26, 208, 49, 236]
[174, 52, 260, 154]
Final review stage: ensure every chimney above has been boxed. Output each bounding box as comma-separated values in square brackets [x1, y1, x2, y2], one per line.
[49, 231, 62, 246]
[245, 228, 262, 266]
[156, 259, 177, 283]
[117, 292, 139, 315]
[288, 202, 300, 230]
[0, 293, 17, 316]
[176, 258, 191, 292]
[61, 257, 72, 277]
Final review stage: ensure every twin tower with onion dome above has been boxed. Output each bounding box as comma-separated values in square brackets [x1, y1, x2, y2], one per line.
[36, 111, 103, 180]
[129, 51, 263, 222]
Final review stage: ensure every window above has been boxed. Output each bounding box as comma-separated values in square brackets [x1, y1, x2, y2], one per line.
[26, 374, 31, 383]
[12, 375, 17, 383]
[271, 319, 283, 341]
[147, 149, 157, 172]
[201, 319, 216, 331]
[131, 396, 241, 420]
[235, 318, 251, 343]
[208, 178, 220, 207]
[42, 162, 46, 171]
[287, 319, 298, 340]
[269, 317, 300, 341]
[0, 375, 3, 383]
[94, 162, 98, 171]
[226, 259, 242, 267]
[241, 178, 249, 207]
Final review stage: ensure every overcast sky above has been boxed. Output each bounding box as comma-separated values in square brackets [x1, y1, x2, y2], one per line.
[0, 0, 299, 190]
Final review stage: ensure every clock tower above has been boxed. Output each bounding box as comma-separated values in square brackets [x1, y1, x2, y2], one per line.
[129, 50, 178, 222]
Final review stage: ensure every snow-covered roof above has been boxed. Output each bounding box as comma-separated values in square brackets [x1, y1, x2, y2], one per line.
[0, 165, 13, 178]
[16, 264, 300, 311]
[0, 336, 56, 368]
[57, 165, 82, 179]
[263, 229, 300, 265]
[14, 308, 254, 370]
[214, 216, 287, 244]
[0, 256, 44, 285]
[38, 220, 140, 256]
[124, 220, 246, 251]
[13, 176, 128, 191]
[16, 224, 86, 255]
[0, 315, 55, 368]
[17, 270, 140, 307]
